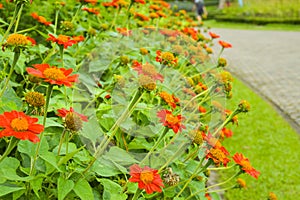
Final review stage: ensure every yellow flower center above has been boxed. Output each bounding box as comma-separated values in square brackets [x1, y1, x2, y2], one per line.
[43, 68, 66, 80]
[166, 113, 179, 125]
[161, 52, 175, 62]
[57, 35, 70, 43]
[140, 170, 154, 184]
[6, 33, 28, 46]
[240, 160, 252, 170]
[25, 91, 45, 107]
[11, 117, 29, 132]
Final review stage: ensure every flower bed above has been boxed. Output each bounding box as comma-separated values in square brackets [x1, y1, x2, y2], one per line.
[0, 0, 260, 199]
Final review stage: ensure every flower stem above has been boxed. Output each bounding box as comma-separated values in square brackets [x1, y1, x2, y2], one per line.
[30, 84, 53, 175]
[186, 184, 236, 200]
[208, 164, 236, 171]
[212, 108, 239, 137]
[0, 4, 18, 44]
[59, 46, 64, 68]
[131, 189, 142, 200]
[82, 89, 144, 175]
[0, 137, 18, 163]
[205, 171, 241, 191]
[54, 10, 60, 35]
[71, 4, 83, 23]
[13, 3, 24, 33]
[140, 127, 169, 166]
[0, 47, 21, 98]
[57, 128, 67, 155]
[176, 159, 211, 198]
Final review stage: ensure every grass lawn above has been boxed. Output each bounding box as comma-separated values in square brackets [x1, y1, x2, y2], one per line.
[204, 19, 300, 31]
[219, 78, 300, 200]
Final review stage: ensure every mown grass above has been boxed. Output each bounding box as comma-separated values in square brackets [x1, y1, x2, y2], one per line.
[204, 19, 300, 31]
[219, 78, 300, 200]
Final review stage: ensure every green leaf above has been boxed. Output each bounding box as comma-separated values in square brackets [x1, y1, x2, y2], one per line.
[58, 177, 74, 200]
[92, 159, 123, 177]
[39, 152, 62, 173]
[18, 136, 48, 157]
[0, 87, 22, 113]
[126, 182, 138, 194]
[98, 179, 127, 200]
[80, 117, 103, 143]
[57, 145, 85, 166]
[104, 146, 138, 166]
[30, 176, 44, 198]
[0, 157, 31, 181]
[0, 185, 25, 197]
[73, 179, 94, 200]
[128, 138, 153, 150]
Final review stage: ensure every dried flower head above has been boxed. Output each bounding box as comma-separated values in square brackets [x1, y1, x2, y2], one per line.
[138, 75, 156, 91]
[25, 91, 45, 107]
[163, 168, 180, 186]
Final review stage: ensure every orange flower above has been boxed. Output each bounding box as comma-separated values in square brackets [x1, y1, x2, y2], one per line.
[0, 4, 3, 9]
[47, 34, 77, 49]
[206, 145, 230, 166]
[0, 111, 44, 143]
[219, 40, 232, 48]
[31, 12, 52, 26]
[156, 50, 178, 66]
[160, 91, 179, 109]
[134, 0, 145, 4]
[82, 7, 100, 15]
[208, 31, 220, 39]
[220, 127, 233, 138]
[116, 27, 132, 36]
[233, 153, 260, 179]
[26, 64, 78, 87]
[26, 36, 36, 46]
[157, 110, 185, 133]
[129, 164, 164, 194]
[134, 13, 150, 21]
[72, 35, 85, 43]
[198, 106, 207, 113]
[132, 61, 164, 82]
[149, 4, 161, 11]
[80, 0, 98, 5]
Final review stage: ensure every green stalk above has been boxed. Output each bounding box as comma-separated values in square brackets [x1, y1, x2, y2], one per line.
[13, 3, 24, 33]
[54, 10, 60, 35]
[212, 108, 239, 137]
[186, 171, 241, 200]
[187, 185, 236, 200]
[57, 128, 67, 155]
[176, 159, 211, 198]
[71, 4, 83, 23]
[59, 46, 64, 68]
[0, 4, 18, 44]
[82, 89, 144, 175]
[0, 137, 18, 163]
[0, 47, 21, 98]
[30, 84, 53, 175]
[139, 127, 169, 166]
[131, 189, 142, 200]
[208, 164, 236, 171]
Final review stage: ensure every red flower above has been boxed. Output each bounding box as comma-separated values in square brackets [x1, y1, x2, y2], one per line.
[132, 61, 164, 82]
[129, 164, 164, 194]
[26, 64, 79, 87]
[220, 127, 233, 138]
[157, 110, 185, 133]
[233, 153, 260, 179]
[134, 13, 150, 21]
[72, 35, 85, 43]
[156, 50, 178, 67]
[0, 111, 44, 143]
[31, 12, 52, 26]
[0, 4, 4, 9]
[46, 34, 77, 49]
[159, 91, 179, 109]
[208, 31, 220, 39]
[26, 36, 36, 46]
[57, 107, 88, 122]
[198, 106, 207, 113]
[134, 0, 145, 4]
[82, 7, 100, 15]
[206, 145, 230, 166]
[219, 40, 232, 48]
[80, 0, 98, 5]
[116, 28, 132, 36]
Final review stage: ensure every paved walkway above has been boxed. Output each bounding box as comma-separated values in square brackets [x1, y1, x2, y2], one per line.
[210, 28, 300, 132]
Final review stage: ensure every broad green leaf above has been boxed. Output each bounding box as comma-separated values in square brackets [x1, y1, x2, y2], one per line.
[18, 136, 48, 157]
[73, 179, 94, 200]
[30, 176, 44, 198]
[98, 179, 127, 200]
[0, 185, 25, 197]
[92, 159, 122, 177]
[104, 146, 138, 166]
[0, 87, 22, 113]
[53, 143, 77, 155]
[126, 182, 138, 194]
[39, 151, 62, 173]
[128, 138, 153, 150]
[80, 117, 103, 143]
[57, 145, 85, 166]
[0, 157, 31, 181]
[58, 177, 74, 200]
[209, 192, 222, 200]
[36, 116, 64, 128]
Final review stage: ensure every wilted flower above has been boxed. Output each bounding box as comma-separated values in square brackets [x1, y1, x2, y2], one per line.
[163, 168, 180, 186]
[57, 107, 88, 132]
[138, 74, 156, 91]
[238, 100, 251, 113]
[133, 61, 164, 82]
[218, 57, 227, 67]
[25, 91, 45, 107]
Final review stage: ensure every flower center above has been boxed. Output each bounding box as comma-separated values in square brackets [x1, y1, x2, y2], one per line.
[43, 68, 66, 80]
[11, 117, 29, 132]
[240, 160, 252, 170]
[162, 52, 175, 62]
[166, 113, 179, 125]
[57, 35, 70, 43]
[6, 33, 28, 46]
[140, 170, 154, 184]
[142, 63, 156, 76]
[210, 148, 226, 161]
